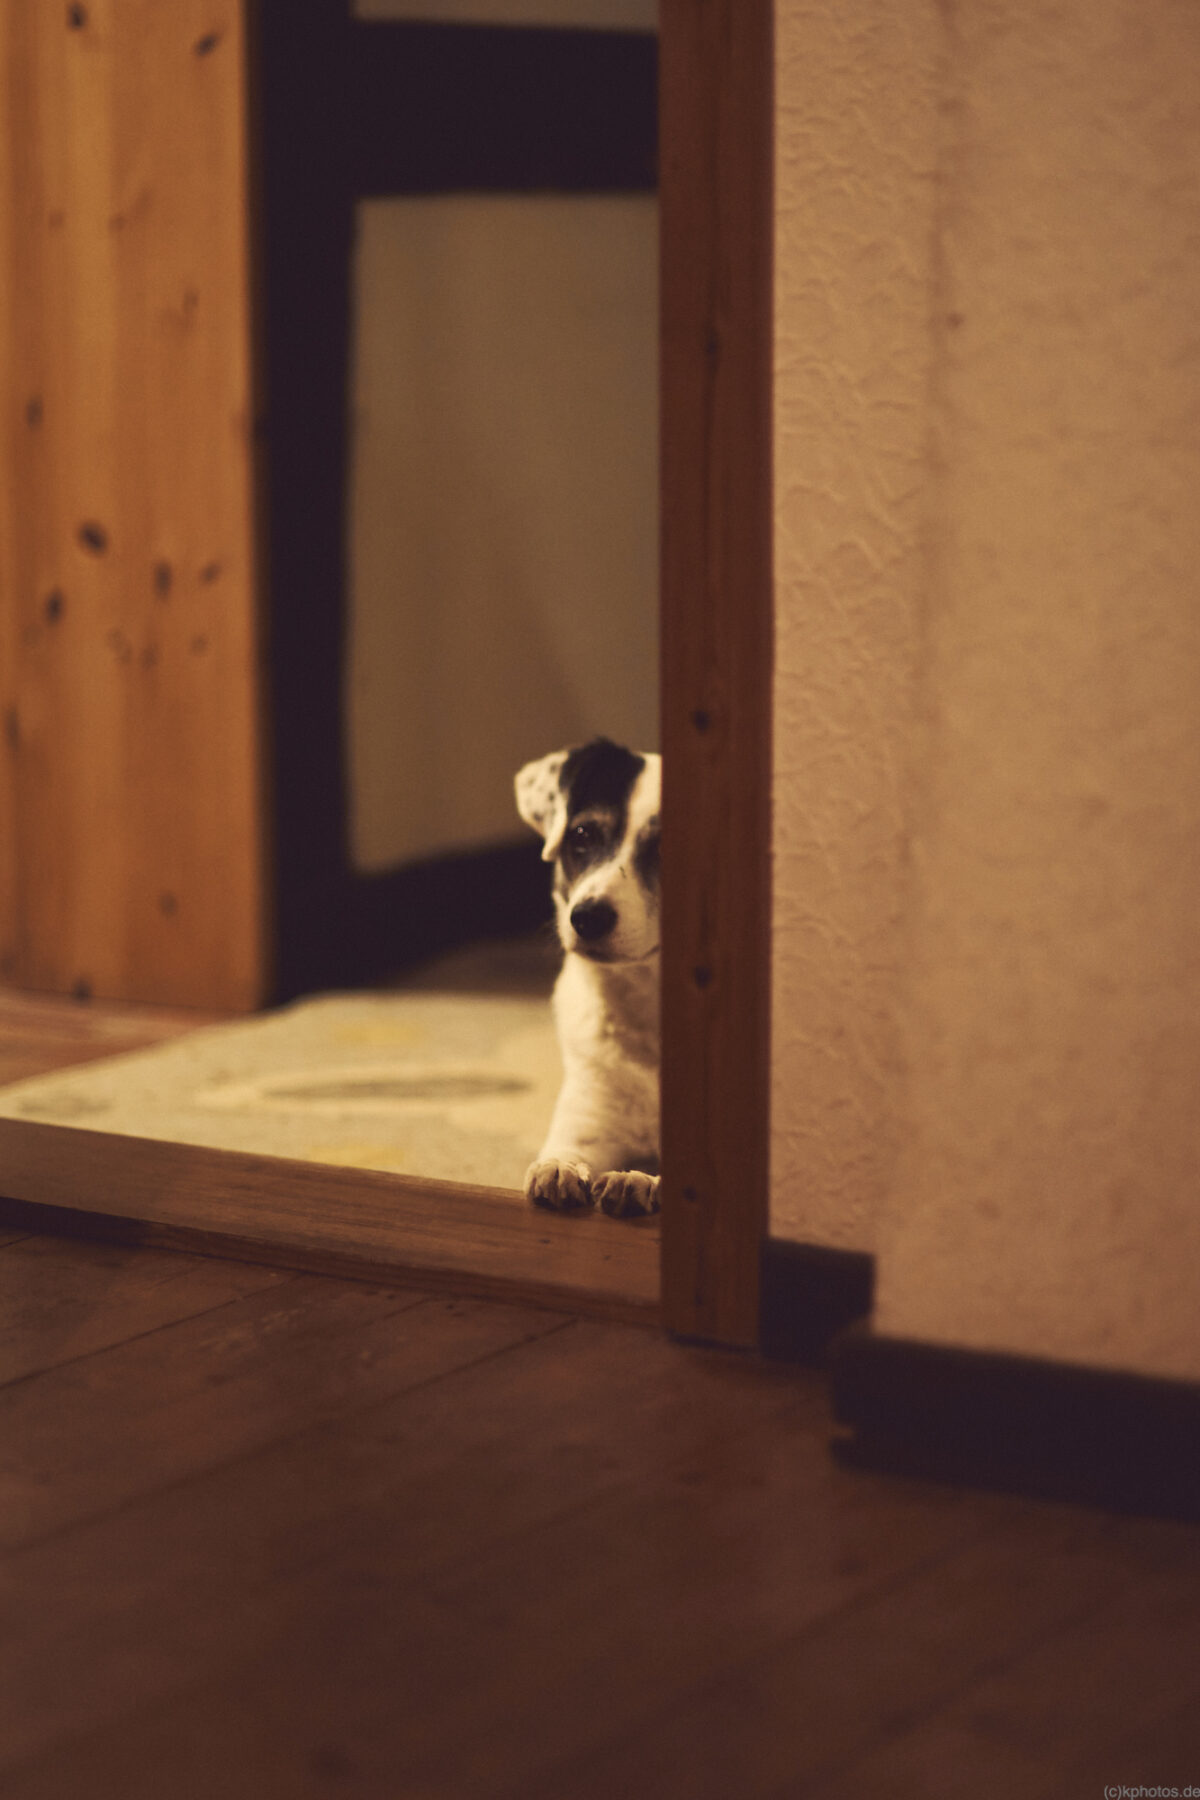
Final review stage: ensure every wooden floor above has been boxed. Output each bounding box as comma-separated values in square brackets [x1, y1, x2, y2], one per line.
[3, 988, 1200, 1797]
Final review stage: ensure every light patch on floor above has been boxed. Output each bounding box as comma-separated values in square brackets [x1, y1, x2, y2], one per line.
[0, 990, 562, 1196]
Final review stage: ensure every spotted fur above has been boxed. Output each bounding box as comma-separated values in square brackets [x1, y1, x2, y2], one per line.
[515, 738, 661, 1219]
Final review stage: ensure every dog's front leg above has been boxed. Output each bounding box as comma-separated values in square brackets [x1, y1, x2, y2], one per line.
[524, 1071, 606, 1211]
[525, 1072, 659, 1218]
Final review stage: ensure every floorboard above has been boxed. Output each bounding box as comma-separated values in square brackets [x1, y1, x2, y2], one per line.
[0, 1234, 289, 1386]
[1, 1273, 444, 1549]
[3, 1228, 1200, 1797]
[0, 987, 229, 1086]
[1043, 1681, 1200, 1800]
[0, 1291, 974, 1792]
[3, 988, 1199, 1798]
[806, 1548, 1200, 1800]
[509, 1505, 1199, 1800]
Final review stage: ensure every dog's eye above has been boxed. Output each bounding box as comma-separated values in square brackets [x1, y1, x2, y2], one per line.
[567, 821, 601, 853]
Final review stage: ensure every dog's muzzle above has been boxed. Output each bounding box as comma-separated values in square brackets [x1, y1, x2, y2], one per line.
[570, 898, 617, 944]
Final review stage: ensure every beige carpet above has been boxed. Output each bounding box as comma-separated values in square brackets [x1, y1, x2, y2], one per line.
[0, 940, 563, 1197]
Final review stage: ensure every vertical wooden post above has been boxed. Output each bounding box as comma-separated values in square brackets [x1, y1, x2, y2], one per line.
[659, 0, 774, 1346]
[0, 0, 268, 1010]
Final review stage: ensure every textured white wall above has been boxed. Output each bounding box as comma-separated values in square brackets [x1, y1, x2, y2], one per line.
[771, 0, 1200, 1382]
[874, 0, 1200, 1381]
[770, 1, 938, 1247]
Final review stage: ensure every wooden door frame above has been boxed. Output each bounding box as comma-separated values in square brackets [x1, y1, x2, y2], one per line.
[659, 0, 773, 1348]
[0, 1, 780, 1352]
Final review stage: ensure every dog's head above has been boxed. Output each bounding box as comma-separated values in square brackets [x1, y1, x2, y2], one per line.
[515, 738, 660, 965]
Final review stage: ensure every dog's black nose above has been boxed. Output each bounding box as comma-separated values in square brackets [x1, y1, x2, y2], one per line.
[570, 899, 617, 942]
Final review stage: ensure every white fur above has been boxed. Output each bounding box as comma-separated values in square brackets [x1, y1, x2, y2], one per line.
[516, 748, 661, 1219]
[514, 751, 569, 860]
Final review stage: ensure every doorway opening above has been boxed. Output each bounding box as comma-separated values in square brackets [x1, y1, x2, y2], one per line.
[0, 0, 773, 1347]
[258, 5, 659, 1000]
[245, 0, 661, 1235]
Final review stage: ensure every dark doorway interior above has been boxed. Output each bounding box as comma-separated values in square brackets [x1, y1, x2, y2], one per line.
[253, 9, 658, 1000]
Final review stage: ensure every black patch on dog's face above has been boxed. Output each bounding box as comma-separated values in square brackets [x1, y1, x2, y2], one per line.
[633, 814, 660, 897]
[559, 739, 645, 824]
[559, 814, 614, 889]
[554, 740, 645, 891]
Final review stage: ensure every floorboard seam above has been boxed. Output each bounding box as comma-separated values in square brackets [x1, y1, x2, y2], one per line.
[0, 1273, 430, 1394]
[765, 1586, 1137, 1800]
[2, 1308, 580, 1559]
[511, 1508, 1018, 1800]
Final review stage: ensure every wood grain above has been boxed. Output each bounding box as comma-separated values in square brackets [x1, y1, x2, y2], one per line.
[0, 1312, 949, 1781]
[0, 983, 230, 1085]
[0, 1279, 538, 1551]
[0, 0, 267, 1008]
[3, 1226, 1199, 1797]
[1041, 1676, 1200, 1800]
[808, 1547, 1200, 1800]
[0, 1117, 661, 1324]
[659, 0, 774, 1347]
[508, 1506, 1185, 1800]
[0, 6, 16, 965]
[0, 1232, 288, 1386]
[1, 1294, 586, 1769]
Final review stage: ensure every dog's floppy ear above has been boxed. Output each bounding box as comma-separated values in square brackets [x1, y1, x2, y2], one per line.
[515, 750, 569, 862]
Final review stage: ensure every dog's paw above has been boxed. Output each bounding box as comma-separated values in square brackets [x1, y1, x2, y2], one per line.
[593, 1170, 661, 1220]
[525, 1159, 595, 1212]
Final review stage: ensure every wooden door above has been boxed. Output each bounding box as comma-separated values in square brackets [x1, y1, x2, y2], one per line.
[0, 0, 268, 1011]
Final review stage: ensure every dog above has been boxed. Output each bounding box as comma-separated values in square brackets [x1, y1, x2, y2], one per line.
[515, 738, 661, 1219]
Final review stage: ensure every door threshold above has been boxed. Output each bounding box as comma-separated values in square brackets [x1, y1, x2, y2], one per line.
[0, 1119, 660, 1326]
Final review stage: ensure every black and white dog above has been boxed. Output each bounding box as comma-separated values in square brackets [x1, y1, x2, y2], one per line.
[515, 738, 661, 1219]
